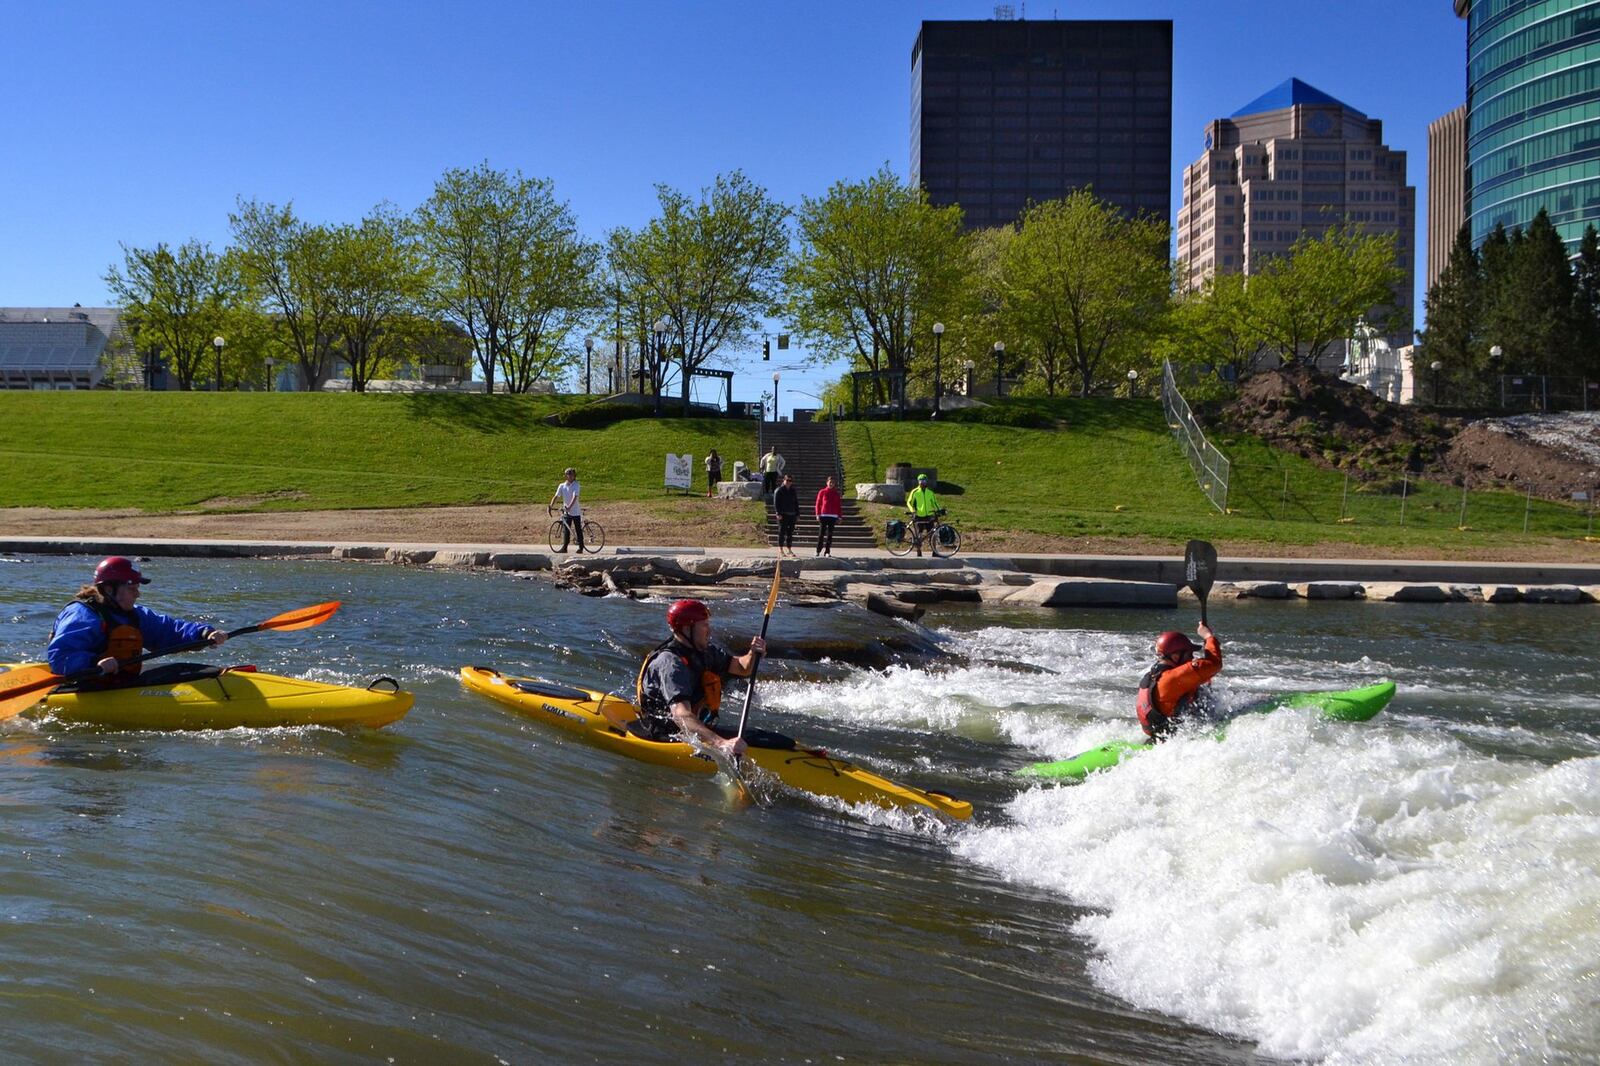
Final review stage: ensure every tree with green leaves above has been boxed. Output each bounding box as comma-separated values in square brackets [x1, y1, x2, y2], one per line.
[1157, 270, 1266, 386]
[1000, 191, 1171, 397]
[499, 197, 603, 394]
[1418, 223, 1483, 400]
[1244, 224, 1407, 367]
[415, 163, 560, 395]
[230, 199, 341, 390]
[609, 171, 789, 413]
[1572, 223, 1600, 377]
[105, 240, 244, 390]
[325, 206, 429, 393]
[1491, 208, 1578, 377]
[783, 167, 969, 403]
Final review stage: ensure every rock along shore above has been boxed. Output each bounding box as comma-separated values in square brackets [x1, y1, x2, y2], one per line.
[3, 536, 1598, 612]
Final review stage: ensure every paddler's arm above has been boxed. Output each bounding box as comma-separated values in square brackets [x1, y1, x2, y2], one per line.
[1191, 623, 1222, 683]
[726, 635, 767, 677]
[670, 701, 746, 757]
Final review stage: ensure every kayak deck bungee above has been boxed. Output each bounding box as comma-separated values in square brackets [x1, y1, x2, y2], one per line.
[1, 663, 413, 731]
[1015, 681, 1396, 783]
[459, 666, 973, 820]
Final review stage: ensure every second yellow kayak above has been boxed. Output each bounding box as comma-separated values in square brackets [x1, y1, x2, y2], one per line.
[459, 665, 971, 820]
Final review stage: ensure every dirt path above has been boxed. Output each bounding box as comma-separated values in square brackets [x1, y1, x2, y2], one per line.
[0, 500, 769, 549]
[2, 503, 1598, 562]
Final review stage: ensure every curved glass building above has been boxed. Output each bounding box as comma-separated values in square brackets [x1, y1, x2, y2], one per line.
[1464, 0, 1600, 250]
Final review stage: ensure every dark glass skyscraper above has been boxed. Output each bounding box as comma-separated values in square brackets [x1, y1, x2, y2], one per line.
[911, 19, 1173, 229]
[1463, 0, 1600, 250]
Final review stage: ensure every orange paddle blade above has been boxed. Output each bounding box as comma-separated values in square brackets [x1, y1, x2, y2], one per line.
[764, 565, 782, 616]
[256, 600, 341, 633]
[0, 664, 64, 721]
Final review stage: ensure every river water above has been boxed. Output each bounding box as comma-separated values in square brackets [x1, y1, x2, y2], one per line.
[1, 554, 1596, 1064]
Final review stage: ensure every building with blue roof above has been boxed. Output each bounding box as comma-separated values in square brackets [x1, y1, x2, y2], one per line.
[1175, 78, 1415, 347]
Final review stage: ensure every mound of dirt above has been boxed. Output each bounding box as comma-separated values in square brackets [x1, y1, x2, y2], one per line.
[1444, 412, 1600, 499]
[1212, 367, 1460, 475]
[1211, 367, 1600, 503]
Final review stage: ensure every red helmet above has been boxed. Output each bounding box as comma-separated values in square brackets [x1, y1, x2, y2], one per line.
[1155, 631, 1198, 659]
[666, 598, 711, 631]
[94, 556, 150, 586]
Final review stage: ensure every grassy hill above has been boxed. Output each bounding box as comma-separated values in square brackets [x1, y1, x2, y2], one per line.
[835, 397, 1596, 551]
[0, 391, 1592, 554]
[0, 392, 756, 511]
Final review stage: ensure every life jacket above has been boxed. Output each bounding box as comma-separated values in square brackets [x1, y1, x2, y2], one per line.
[51, 599, 144, 679]
[1135, 659, 1212, 740]
[635, 637, 724, 737]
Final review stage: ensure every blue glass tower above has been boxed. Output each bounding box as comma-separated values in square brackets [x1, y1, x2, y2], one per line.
[1464, 0, 1600, 250]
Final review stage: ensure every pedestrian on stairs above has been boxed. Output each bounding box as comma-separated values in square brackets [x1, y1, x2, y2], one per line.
[760, 446, 785, 500]
[774, 474, 800, 558]
[814, 475, 841, 557]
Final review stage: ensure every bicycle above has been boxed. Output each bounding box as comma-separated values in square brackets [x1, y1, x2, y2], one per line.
[886, 509, 961, 558]
[547, 504, 605, 553]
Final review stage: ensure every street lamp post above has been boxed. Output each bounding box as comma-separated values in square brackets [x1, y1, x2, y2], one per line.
[265, 356, 275, 392]
[932, 322, 945, 417]
[1490, 344, 1505, 407]
[584, 336, 594, 395]
[963, 359, 975, 397]
[993, 341, 1005, 397]
[212, 336, 226, 392]
[1430, 359, 1442, 405]
[1127, 368, 1139, 398]
[652, 318, 668, 415]
[771, 371, 780, 423]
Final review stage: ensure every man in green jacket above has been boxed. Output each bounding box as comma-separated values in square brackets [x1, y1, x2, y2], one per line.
[905, 473, 942, 557]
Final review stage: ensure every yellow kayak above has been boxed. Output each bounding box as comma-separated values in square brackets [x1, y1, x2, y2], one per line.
[459, 666, 972, 820]
[2, 663, 413, 731]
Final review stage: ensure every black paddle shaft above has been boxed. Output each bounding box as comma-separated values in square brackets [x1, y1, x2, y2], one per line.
[1184, 539, 1218, 626]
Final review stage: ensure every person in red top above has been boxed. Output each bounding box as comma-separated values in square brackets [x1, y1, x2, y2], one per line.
[1136, 622, 1222, 740]
[814, 475, 843, 557]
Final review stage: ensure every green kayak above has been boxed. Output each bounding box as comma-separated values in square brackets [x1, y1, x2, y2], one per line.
[1015, 681, 1396, 783]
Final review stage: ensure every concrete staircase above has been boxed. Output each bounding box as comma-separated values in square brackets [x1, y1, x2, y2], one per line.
[758, 421, 877, 551]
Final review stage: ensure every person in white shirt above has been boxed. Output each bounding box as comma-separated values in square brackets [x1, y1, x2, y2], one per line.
[549, 467, 585, 553]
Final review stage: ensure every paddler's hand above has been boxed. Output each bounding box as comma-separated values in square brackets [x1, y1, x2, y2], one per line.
[719, 735, 748, 758]
[97, 655, 119, 675]
[748, 636, 766, 656]
[207, 629, 228, 647]
[1197, 622, 1214, 641]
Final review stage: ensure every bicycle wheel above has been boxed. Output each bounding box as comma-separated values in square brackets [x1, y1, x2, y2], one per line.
[548, 520, 568, 553]
[934, 525, 961, 558]
[581, 520, 605, 553]
[887, 529, 915, 556]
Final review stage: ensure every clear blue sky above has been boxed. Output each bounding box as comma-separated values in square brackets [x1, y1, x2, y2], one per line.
[0, 1, 1464, 412]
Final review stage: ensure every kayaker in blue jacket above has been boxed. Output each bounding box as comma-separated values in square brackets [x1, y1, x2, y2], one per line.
[635, 598, 765, 758]
[47, 556, 226, 681]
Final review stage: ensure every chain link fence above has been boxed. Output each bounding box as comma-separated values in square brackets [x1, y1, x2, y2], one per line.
[1227, 460, 1599, 538]
[1161, 360, 1230, 513]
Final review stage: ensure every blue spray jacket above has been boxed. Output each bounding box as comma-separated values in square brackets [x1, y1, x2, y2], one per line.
[47, 601, 214, 676]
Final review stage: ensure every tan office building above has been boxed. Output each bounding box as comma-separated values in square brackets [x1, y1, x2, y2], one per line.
[1175, 78, 1415, 343]
[1427, 104, 1467, 293]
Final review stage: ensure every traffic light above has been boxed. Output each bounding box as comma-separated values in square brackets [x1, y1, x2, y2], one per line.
[763, 339, 770, 360]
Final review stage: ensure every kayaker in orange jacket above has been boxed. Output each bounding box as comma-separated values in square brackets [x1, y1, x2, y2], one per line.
[1135, 622, 1221, 740]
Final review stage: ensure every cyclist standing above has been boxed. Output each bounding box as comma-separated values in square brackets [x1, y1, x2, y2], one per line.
[905, 473, 942, 557]
[549, 467, 585, 553]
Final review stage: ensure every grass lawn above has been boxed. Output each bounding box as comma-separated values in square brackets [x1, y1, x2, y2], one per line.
[0, 391, 760, 515]
[3, 391, 1592, 556]
[836, 397, 1597, 552]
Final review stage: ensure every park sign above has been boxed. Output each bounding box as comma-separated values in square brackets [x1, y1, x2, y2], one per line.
[664, 453, 693, 491]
